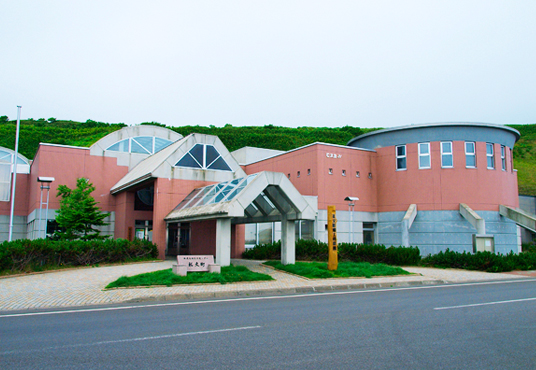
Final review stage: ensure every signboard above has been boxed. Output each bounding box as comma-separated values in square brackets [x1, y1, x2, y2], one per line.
[327, 205, 338, 271]
[178, 255, 214, 271]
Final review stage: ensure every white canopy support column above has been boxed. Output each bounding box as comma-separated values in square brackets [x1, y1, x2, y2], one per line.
[401, 204, 417, 247]
[281, 215, 295, 265]
[215, 218, 231, 266]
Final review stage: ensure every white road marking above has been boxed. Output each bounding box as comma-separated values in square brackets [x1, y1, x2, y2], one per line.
[0, 326, 262, 355]
[1, 278, 535, 319]
[434, 297, 536, 310]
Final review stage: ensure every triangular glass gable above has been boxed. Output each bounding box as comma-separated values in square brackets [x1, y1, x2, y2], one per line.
[175, 143, 232, 171]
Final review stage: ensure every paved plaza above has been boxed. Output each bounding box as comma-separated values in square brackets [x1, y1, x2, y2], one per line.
[0, 259, 530, 312]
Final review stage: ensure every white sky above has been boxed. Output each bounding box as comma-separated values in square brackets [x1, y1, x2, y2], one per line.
[2, 1, 535, 128]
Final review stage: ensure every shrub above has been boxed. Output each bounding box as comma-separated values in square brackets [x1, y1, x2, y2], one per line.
[242, 239, 420, 266]
[420, 249, 536, 272]
[0, 238, 158, 274]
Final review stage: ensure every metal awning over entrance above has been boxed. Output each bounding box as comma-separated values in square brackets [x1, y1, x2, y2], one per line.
[164, 171, 317, 266]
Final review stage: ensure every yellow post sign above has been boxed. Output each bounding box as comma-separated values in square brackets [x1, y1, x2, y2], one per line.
[327, 205, 338, 271]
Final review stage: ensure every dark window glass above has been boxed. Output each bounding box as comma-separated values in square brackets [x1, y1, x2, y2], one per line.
[176, 153, 202, 168]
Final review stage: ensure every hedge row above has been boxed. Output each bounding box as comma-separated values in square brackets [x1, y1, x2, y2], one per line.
[421, 249, 536, 272]
[0, 238, 158, 274]
[242, 239, 421, 266]
[243, 240, 536, 272]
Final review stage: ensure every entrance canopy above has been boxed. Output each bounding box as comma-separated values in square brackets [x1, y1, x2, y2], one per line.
[165, 171, 317, 224]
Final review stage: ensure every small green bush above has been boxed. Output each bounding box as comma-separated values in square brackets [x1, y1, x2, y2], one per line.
[0, 238, 158, 274]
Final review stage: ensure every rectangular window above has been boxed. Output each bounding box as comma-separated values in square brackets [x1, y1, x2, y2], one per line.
[356, 171, 360, 178]
[342, 169, 346, 176]
[396, 145, 406, 170]
[465, 142, 476, 168]
[363, 222, 376, 245]
[297, 171, 300, 178]
[510, 148, 513, 173]
[486, 143, 495, 169]
[441, 142, 453, 168]
[328, 168, 333, 175]
[501, 145, 506, 171]
[418, 142, 431, 169]
[307, 169, 311, 175]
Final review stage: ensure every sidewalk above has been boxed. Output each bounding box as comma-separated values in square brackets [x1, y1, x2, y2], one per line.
[0, 260, 531, 312]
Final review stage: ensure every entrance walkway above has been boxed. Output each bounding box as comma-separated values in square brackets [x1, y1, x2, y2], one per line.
[0, 260, 531, 312]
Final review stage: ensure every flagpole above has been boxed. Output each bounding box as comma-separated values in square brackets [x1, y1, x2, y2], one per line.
[8, 106, 22, 242]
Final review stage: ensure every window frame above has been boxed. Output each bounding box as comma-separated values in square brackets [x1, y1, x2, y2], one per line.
[465, 141, 476, 168]
[501, 145, 506, 171]
[440, 141, 453, 168]
[418, 142, 431, 169]
[486, 143, 495, 170]
[396, 145, 407, 171]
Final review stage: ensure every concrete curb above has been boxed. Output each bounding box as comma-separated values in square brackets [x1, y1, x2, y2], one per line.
[122, 279, 448, 304]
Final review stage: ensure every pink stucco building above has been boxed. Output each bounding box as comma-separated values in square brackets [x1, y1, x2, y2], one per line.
[0, 123, 530, 264]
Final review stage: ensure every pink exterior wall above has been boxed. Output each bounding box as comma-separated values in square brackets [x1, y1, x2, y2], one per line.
[245, 144, 378, 212]
[0, 174, 29, 216]
[26, 145, 129, 216]
[375, 141, 519, 212]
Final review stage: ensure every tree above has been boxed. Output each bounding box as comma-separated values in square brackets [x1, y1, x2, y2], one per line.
[54, 178, 108, 240]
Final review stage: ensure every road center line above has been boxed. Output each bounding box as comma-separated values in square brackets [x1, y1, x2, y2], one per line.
[0, 326, 262, 355]
[434, 297, 536, 310]
[1, 278, 535, 318]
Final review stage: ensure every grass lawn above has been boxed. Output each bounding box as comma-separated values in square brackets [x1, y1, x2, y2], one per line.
[263, 260, 411, 279]
[105, 264, 273, 288]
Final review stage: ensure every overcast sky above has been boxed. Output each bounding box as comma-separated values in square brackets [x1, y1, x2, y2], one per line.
[2, 1, 535, 128]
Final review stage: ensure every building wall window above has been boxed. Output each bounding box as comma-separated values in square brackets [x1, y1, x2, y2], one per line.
[396, 145, 406, 170]
[501, 145, 506, 171]
[328, 168, 333, 175]
[486, 143, 495, 169]
[356, 171, 360, 178]
[307, 169, 311, 175]
[418, 142, 431, 169]
[441, 141, 453, 168]
[363, 222, 376, 245]
[297, 171, 300, 178]
[465, 142, 476, 168]
[342, 169, 346, 176]
[510, 148, 514, 173]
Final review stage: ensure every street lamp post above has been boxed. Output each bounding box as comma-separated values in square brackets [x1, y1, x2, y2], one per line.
[344, 196, 359, 244]
[37, 177, 55, 239]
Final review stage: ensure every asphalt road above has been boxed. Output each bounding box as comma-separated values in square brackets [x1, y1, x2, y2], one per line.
[1, 279, 535, 369]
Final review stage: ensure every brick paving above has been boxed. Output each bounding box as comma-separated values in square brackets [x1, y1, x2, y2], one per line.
[0, 260, 530, 312]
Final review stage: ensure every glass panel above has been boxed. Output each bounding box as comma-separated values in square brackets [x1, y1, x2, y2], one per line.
[106, 138, 129, 152]
[420, 156, 430, 168]
[466, 154, 476, 167]
[205, 145, 220, 167]
[465, 142, 475, 154]
[258, 223, 273, 244]
[0, 150, 11, 163]
[397, 157, 406, 170]
[419, 143, 429, 154]
[442, 142, 452, 153]
[0, 163, 11, 201]
[226, 174, 257, 201]
[396, 146, 405, 156]
[155, 137, 172, 153]
[134, 136, 154, 153]
[486, 143, 493, 155]
[131, 139, 149, 154]
[190, 144, 204, 166]
[208, 156, 232, 171]
[176, 153, 202, 168]
[487, 156, 494, 169]
[174, 187, 202, 210]
[442, 154, 453, 167]
[190, 185, 219, 207]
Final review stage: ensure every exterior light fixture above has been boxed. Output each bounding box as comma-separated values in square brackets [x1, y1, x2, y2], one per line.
[344, 196, 359, 243]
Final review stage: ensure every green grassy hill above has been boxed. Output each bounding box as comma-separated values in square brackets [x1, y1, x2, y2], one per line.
[1, 115, 535, 196]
